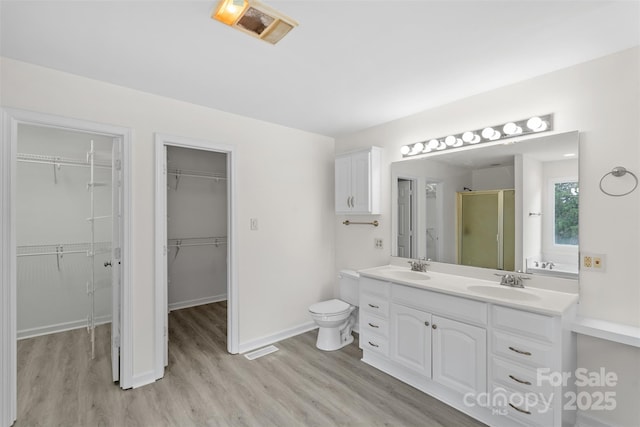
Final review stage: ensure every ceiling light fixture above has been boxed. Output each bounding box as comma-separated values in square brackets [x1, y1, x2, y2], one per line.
[212, 0, 298, 44]
[401, 114, 554, 158]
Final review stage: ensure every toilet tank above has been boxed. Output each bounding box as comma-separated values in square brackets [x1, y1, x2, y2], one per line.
[338, 270, 359, 306]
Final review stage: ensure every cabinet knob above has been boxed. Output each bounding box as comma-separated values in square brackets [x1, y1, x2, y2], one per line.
[424, 321, 429, 327]
[432, 324, 437, 329]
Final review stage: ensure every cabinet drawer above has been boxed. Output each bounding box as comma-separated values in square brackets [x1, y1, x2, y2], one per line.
[492, 305, 556, 343]
[360, 311, 389, 338]
[360, 276, 391, 297]
[392, 284, 487, 326]
[491, 357, 554, 396]
[491, 383, 556, 427]
[361, 332, 389, 356]
[360, 293, 389, 318]
[492, 330, 555, 368]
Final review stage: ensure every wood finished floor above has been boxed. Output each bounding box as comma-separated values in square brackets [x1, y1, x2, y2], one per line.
[16, 302, 485, 427]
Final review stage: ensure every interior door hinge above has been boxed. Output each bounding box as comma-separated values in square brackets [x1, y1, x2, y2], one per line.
[114, 247, 121, 260]
[163, 245, 167, 256]
[115, 159, 122, 170]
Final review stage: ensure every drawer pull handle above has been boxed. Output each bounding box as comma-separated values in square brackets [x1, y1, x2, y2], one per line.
[509, 403, 531, 415]
[432, 324, 437, 329]
[509, 374, 532, 385]
[368, 341, 379, 348]
[424, 321, 430, 327]
[368, 322, 379, 328]
[368, 303, 379, 309]
[508, 346, 532, 356]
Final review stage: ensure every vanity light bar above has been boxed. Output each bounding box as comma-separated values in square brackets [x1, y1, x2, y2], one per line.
[401, 114, 554, 158]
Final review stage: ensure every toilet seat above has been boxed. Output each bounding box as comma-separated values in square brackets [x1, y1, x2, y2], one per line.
[309, 299, 351, 316]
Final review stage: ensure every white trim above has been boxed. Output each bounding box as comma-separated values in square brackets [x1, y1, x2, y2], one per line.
[239, 321, 317, 354]
[154, 133, 238, 383]
[17, 316, 112, 341]
[572, 316, 640, 348]
[575, 410, 623, 427]
[168, 294, 227, 312]
[130, 370, 158, 389]
[0, 108, 134, 424]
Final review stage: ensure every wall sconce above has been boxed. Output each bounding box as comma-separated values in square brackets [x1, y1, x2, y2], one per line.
[400, 114, 553, 158]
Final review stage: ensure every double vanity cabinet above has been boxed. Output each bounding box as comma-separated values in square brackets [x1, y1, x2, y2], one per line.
[358, 265, 578, 427]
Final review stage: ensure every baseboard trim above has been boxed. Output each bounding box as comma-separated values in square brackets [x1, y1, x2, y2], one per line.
[238, 321, 317, 354]
[576, 411, 623, 427]
[17, 315, 112, 340]
[168, 294, 227, 312]
[130, 370, 158, 389]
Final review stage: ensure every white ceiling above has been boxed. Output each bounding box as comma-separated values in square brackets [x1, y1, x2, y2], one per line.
[1, 1, 639, 137]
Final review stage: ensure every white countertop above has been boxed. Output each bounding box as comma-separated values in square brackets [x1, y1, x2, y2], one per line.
[358, 264, 578, 316]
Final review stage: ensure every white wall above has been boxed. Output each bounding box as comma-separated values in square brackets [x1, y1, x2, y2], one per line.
[335, 47, 640, 426]
[166, 146, 227, 310]
[471, 165, 514, 191]
[1, 57, 336, 377]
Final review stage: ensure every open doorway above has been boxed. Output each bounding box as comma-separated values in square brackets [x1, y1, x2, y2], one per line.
[154, 134, 237, 380]
[1, 108, 132, 426]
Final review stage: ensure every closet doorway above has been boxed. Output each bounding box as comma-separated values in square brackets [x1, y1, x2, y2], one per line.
[154, 134, 237, 379]
[1, 108, 132, 427]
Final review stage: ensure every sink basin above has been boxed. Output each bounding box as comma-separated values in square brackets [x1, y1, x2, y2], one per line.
[466, 285, 540, 301]
[383, 270, 430, 281]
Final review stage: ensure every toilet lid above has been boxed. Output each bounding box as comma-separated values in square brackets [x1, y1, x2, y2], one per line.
[309, 299, 350, 315]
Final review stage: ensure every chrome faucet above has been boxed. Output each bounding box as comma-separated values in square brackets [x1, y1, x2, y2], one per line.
[408, 258, 429, 272]
[495, 273, 531, 288]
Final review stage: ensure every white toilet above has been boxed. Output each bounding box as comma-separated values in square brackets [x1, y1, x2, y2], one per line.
[308, 270, 359, 351]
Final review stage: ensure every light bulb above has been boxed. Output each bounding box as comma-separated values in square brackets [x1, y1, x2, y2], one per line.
[526, 116, 547, 132]
[445, 135, 457, 146]
[437, 141, 447, 150]
[400, 145, 410, 155]
[503, 122, 522, 135]
[452, 138, 463, 147]
[428, 139, 440, 149]
[411, 142, 424, 155]
[482, 127, 500, 140]
[462, 132, 480, 144]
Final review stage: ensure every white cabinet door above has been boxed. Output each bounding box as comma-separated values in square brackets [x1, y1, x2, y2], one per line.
[335, 155, 352, 213]
[350, 150, 371, 213]
[335, 147, 380, 214]
[390, 304, 432, 377]
[432, 315, 487, 395]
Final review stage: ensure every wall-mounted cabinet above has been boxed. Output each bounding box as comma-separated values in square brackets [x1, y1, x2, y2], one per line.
[335, 147, 381, 214]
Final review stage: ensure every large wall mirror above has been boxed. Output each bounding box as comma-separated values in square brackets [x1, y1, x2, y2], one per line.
[391, 131, 579, 280]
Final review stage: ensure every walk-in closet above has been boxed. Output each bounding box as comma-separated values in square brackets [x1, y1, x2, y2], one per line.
[166, 146, 228, 312]
[16, 123, 114, 358]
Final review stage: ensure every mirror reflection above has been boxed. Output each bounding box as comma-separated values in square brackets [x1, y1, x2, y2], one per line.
[391, 131, 579, 279]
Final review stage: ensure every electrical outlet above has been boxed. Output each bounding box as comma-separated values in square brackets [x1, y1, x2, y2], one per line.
[374, 238, 383, 249]
[582, 252, 606, 272]
[250, 218, 258, 231]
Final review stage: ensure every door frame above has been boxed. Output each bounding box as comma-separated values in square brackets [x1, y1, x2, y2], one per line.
[0, 108, 133, 426]
[154, 133, 238, 380]
[391, 174, 419, 258]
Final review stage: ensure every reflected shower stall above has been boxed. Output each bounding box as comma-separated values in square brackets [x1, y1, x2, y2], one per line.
[457, 189, 514, 270]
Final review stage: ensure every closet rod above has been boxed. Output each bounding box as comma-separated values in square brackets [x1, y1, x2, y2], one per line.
[17, 250, 87, 257]
[167, 169, 227, 180]
[167, 242, 227, 248]
[17, 153, 112, 169]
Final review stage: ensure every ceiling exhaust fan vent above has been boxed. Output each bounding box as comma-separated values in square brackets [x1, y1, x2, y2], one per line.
[212, 0, 298, 44]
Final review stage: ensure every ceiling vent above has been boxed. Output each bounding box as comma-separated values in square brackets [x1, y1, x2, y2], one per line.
[212, 0, 298, 45]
